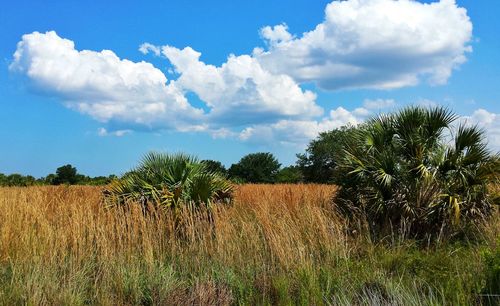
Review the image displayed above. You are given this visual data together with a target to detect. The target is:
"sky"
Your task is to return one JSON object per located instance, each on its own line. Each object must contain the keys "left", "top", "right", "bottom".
{"left": 1, "top": 0, "right": 499, "bottom": 177}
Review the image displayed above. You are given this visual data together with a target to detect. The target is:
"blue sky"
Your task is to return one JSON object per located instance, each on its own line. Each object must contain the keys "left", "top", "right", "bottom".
{"left": 1, "top": 0, "right": 499, "bottom": 177}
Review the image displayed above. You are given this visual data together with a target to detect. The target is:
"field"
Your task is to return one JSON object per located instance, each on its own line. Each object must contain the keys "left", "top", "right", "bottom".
{"left": 0, "top": 185, "right": 498, "bottom": 305}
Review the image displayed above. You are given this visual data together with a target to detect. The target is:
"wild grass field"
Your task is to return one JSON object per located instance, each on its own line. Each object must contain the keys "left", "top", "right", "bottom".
{"left": 0, "top": 184, "right": 498, "bottom": 305}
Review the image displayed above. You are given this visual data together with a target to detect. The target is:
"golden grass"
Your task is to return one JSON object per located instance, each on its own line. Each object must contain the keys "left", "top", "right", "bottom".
{"left": 0, "top": 184, "right": 346, "bottom": 304}
{"left": 1, "top": 184, "right": 340, "bottom": 262}
{"left": 0, "top": 184, "right": 497, "bottom": 305}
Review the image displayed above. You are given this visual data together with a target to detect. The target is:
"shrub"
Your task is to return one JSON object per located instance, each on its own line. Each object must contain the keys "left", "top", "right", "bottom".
{"left": 335, "top": 106, "right": 500, "bottom": 240}
{"left": 104, "top": 152, "right": 233, "bottom": 209}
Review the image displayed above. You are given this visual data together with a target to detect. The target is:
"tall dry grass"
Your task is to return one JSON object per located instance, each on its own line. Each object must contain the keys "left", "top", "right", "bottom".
{"left": 0, "top": 184, "right": 497, "bottom": 305}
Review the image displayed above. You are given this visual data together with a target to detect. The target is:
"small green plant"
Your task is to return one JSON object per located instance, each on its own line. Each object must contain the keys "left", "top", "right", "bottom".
{"left": 104, "top": 152, "right": 233, "bottom": 209}
{"left": 481, "top": 241, "right": 500, "bottom": 303}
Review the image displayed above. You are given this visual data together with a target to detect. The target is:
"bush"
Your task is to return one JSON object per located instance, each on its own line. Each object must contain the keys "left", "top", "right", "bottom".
{"left": 104, "top": 152, "right": 233, "bottom": 209}
{"left": 334, "top": 106, "right": 500, "bottom": 240}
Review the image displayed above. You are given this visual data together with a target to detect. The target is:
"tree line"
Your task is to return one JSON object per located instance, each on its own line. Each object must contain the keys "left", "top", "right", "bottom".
{"left": 0, "top": 127, "right": 398, "bottom": 187}
{"left": 0, "top": 141, "right": 341, "bottom": 186}
{"left": 3, "top": 107, "right": 498, "bottom": 190}
{"left": 0, "top": 164, "right": 116, "bottom": 187}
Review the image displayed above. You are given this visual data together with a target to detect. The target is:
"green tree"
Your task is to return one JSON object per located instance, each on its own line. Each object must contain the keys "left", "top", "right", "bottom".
{"left": 201, "top": 160, "right": 227, "bottom": 175}
{"left": 335, "top": 106, "right": 500, "bottom": 240}
{"left": 276, "top": 166, "right": 303, "bottom": 183}
{"left": 297, "top": 125, "right": 358, "bottom": 183}
{"left": 53, "top": 164, "right": 78, "bottom": 185}
{"left": 229, "top": 152, "right": 281, "bottom": 183}
{"left": 43, "top": 174, "right": 56, "bottom": 185}
{"left": 6, "top": 174, "right": 25, "bottom": 186}
{"left": 25, "top": 175, "right": 36, "bottom": 186}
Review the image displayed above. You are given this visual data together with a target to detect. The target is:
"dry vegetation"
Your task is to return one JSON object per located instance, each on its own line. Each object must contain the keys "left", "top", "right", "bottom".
{"left": 0, "top": 185, "right": 498, "bottom": 305}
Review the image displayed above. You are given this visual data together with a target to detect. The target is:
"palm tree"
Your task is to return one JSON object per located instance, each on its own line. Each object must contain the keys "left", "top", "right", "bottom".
{"left": 104, "top": 152, "right": 233, "bottom": 209}
{"left": 335, "top": 106, "right": 500, "bottom": 240}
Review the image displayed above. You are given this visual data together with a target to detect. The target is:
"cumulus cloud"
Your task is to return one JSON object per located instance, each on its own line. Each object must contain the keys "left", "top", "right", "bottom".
{"left": 255, "top": 0, "right": 473, "bottom": 90}
{"left": 157, "top": 46, "right": 321, "bottom": 125}
{"left": 11, "top": 31, "right": 323, "bottom": 135}
{"left": 260, "top": 23, "right": 294, "bottom": 44}
{"left": 10, "top": 0, "right": 479, "bottom": 148}
{"left": 238, "top": 105, "right": 500, "bottom": 150}
{"left": 10, "top": 31, "right": 204, "bottom": 131}
{"left": 238, "top": 107, "right": 363, "bottom": 146}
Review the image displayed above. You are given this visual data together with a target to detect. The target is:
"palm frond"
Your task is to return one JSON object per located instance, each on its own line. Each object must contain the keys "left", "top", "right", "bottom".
{"left": 104, "top": 152, "right": 233, "bottom": 209}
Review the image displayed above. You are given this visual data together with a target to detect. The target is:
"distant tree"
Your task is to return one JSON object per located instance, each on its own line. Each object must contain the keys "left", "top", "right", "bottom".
{"left": 297, "top": 125, "right": 359, "bottom": 183}
{"left": 43, "top": 174, "right": 56, "bottom": 185}
{"left": 6, "top": 174, "right": 27, "bottom": 186}
{"left": 276, "top": 166, "right": 303, "bottom": 183}
{"left": 86, "top": 175, "right": 115, "bottom": 185}
{"left": 75, "top": 174, "right": 88, "bottom": 184}
{"left": 0, "top": 170, "right": 115, "bottom": 186}
{"left": 53, "top": 164, "right": 78, "bottom": 185}
{"left": 201, "top": 160, "right": 227, "bottom": 175}
{"left": 25, "top": 175, "right": 36, "bottom": 186}
{"left": 229, "top": 152, "right": 281, "bottom": 183}
{"left": 0, "top": 173, "right": 37, "bottom": 186}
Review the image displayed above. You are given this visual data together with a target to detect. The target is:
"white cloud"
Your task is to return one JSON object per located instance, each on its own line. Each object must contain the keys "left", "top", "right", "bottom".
{"left": 237, "top": 107, "right": 363, "bottom": 146}
{"left": 158, "top": 46, "right": 322, "bottom": 125}
{"left": 260, "top": 23, "right": 294, "bottom": 44}
{"left": 255, "top": 0, "right": 472, "bottom": 90}
{"left": 363, "top": 98, "right": 396, "bottom": 110}
{"left": 11, "top": 31, "right": 324, "bottom": 140}
{"left": 97, "top": 128, "right": 132, "bottom": 137}
{"left": 235, "top": 105, "right": 500, "bottom": 151}
{"left": 417, "top": 98, "right": 439, "bottom": 108}
{"left": 9, "top": 0, "right": 481, "bottom": 150}
{"left": 139, "top": 43, "right": 161, "bottom": 56}
{"left": 10, "top": 31, "right": 204, "bottom": 131}
{"left": 468, "top": 109, "right": 500, "bottom": 150}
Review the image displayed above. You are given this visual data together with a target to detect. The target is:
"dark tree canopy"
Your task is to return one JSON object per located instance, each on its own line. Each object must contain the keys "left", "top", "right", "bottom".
{"left": 53, "top": 164, "right": 78, "bottom": 185}
{"left": 201, "top": 160, "right": 227, "bottom": 175}
{"left": 276, "top": 166, "right": 303, "bottom": 183}
{"left": 0, "top": 173, "right": 36, "bottom": 186}
{"left": 229, "top": 152, "right": 281, "bottom": 183}
{"left": 297, "top": 125, "right": 358, "bottom": 183}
